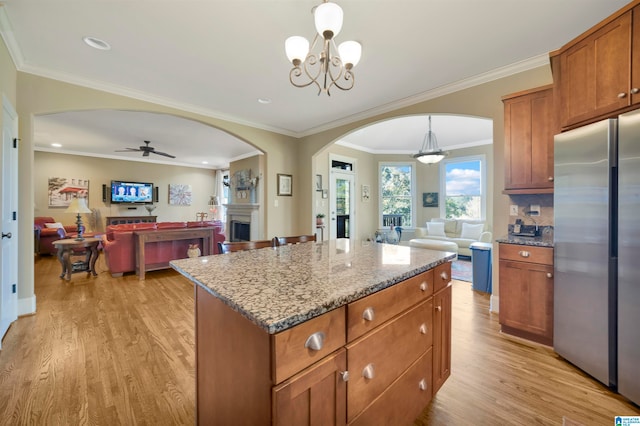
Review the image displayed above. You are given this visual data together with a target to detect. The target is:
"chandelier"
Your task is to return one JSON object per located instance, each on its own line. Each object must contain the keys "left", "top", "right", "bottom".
{"left": 285, "top": 1, "right": 362, "bottom": 96}
{"left": 413, "top": 116, "right": 449, "bottom": 164}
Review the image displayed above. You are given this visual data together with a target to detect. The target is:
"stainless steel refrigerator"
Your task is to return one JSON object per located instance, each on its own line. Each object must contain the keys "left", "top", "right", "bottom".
{"left": 554, "top": 109, "right": 640, "bottom": 405}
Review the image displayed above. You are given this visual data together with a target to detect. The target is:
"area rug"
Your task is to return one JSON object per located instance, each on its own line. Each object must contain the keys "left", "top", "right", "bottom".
{"left": 451, "top": 259, "right": 472, "bottom": 282}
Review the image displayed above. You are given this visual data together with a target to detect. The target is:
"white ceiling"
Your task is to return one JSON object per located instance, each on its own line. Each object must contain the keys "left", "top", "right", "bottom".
{"left": 0, "top": 0, "right": 630, "bottom": 168}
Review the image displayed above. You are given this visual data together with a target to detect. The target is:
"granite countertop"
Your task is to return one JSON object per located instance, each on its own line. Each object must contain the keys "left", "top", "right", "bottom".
{"left": 495, "top": 234, "right": 554, "bottom": 247}
{"left": 171, "top": 240, "right": 456, "bottom": 334}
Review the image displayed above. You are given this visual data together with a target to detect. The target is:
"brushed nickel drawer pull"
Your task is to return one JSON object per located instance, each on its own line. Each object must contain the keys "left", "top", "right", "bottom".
{"left": 362, "top": 363, "right": 375, "bottom": 380}
{"left": 362, "top": 307, "right": 375, "bottom": 322}
{"left": 419, "top": 379, "right": 428, "bottom": 391}
{"left": 632, "top": 88, "right": 640, "bottom": 94}
{"left": 340, "top": 371, "right": 350, "bottom": 382}
{"left": 518, "top": 250, "right": 530, "bottom": 258}
{"left": 419, "top": 323, "right": 428, "bottom": 334}
{"left": 547, "top": 272, "right": 553, "bottom": 278}
{"left": 618, "top": 92, "right": 627, "bottom": 98}
{"left": 548, "top": 176, "right": 554, "bottom": 181}
{"left": 304, "top": 332, "right": 325, "bottom": 351}
{"left": 420, "top": 282, "right": 428, "bottom": 292}
{"left": 440, "top": 271, "right": 449, "bottom": 280}
{"left": 436, "top": 305, "right": 442, "bottom": 312}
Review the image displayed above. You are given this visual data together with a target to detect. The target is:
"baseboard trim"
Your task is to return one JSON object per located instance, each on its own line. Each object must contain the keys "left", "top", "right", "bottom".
{"left": 490, "top": 295, "right": 499, "bottom": 313}
{"left": 18, "top": 295, "right": 36, "bottom": 316}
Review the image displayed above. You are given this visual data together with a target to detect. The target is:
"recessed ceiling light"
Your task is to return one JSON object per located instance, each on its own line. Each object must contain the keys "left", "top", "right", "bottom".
{"left": 257, "top": 98, "right": 272, "bottom": 104}
{"left": 83, "top": 36, "right": 111, "bottom": 51}
{"left": 51, "top": 143, "right": 62, "bottom": 148}
{"left": 202, "top": 161, "right": 209, "bottom": 164}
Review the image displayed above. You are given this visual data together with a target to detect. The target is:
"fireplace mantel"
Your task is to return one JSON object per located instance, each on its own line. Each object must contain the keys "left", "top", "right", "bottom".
{"left": 224, "top": 204, "right": 261, "bottom": 241}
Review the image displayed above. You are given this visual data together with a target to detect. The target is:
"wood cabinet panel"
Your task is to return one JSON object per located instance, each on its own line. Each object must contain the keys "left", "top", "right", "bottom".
{"left": 503, "top": 86, "right": 555, "bottom": 193}
{"left": 273, "top": 349, "right": 347, "bottom": 426}
{"left": 349, "top": 349, "right": 433, "bottom": 426}
{"left": 499, "top": 244, "right": 553, "bottom": 265}
{"left": 433, "top": 284, "right": 452, "bottom": 394}
{"left": 433, "top": 262, "right": 452, "bottom": 293}
{"left": 498, "top": 244, "right": 554, "bottom": 346}
{"left": 346, "top": 298, "right": 433, "bottom": 421}
{"left": 347, "top": 269, "right": 433, "bottom": 342}
{"left": 272, "top": 306, "right": 346, "bottom": 384}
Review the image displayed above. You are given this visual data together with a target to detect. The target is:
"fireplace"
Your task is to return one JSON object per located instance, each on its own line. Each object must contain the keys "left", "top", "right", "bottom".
{"left": 231, "top": 220, "right": 251, "bottom": 242}
{"left": 224, "top": 203, "right": 261, "bottom": 241}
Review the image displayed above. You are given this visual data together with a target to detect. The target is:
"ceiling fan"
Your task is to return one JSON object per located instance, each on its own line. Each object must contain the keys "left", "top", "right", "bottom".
{"left": 115, "top": 140, "right": 176, "bottom": 158}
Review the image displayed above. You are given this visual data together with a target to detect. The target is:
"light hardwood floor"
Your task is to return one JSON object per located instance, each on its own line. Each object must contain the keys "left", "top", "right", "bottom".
{"left": 0, "top": 256, "right": 637, "bottom": 425}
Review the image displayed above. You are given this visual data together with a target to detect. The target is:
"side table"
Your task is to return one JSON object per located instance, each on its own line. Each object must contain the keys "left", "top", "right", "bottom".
{"left": 52, "top": 238, "right": 101, "bottom": 281}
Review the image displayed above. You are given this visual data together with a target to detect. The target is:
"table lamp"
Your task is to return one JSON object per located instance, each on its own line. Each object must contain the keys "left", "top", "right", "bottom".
{"left": 65, "top": 197, "right": 91, "bottom": 240}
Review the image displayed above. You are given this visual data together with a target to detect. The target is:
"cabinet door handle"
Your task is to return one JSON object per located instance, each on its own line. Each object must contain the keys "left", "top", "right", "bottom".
{"left": 440, "top": 271, "right": 449, "bottom": 281}
{"left": 618, "top": 92, "right": 627, "bottom": 99}
{"left": 420, "top": 281, "right": 428, "bottom": 292}
{"left": 419, "top": 379, "right": 428, "bottom": 391}
{"left": 304, "top": 332, "right": 325, "bottom": 351}
{"left": 518, "top": 250, "right": 530, "bottom": 258}
{"left": 362, "top": 307, "right": 375, "bottom": 322}
{"left": 435, "top": 305, "right": 442, "bottom": 312}
{"left": 339, "top": 371, "right": 350, "bottom": 382}
{"left": 632, "top": 88, "right": 640, "bottom": 94}
{"left": 547, "top": 272, "right": 553, "bottom": 278}
{"left": 419, "top": 323, "right": 428, "bottom": 334}
{"left": 362, "top": 363, "right": 375, "bottom": 380}
{"left": 548, "top": 176, "right": 554, "bottom": 181}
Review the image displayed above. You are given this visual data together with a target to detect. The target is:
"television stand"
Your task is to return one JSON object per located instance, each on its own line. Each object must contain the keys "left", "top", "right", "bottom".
{"left": 106, "top": 215, "right": 157, "bottom": 226}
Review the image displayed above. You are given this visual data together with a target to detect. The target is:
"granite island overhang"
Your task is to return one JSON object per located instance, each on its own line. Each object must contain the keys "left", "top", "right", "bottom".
{"left": 170, "top": 239, "right": 456, "bottom": 334}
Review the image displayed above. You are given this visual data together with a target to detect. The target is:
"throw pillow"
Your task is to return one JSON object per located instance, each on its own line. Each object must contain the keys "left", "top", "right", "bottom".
{"left": 460, "top": 222, "right": 484, "bottom": 240}
{"left": 44, "top": 222, "right": 64, "bottom": 229}
{"left": 427, "top": 222, "right": 446, "bottom": 237}
{"left": 44, "top": 222, "right": 66, "bottom": 237}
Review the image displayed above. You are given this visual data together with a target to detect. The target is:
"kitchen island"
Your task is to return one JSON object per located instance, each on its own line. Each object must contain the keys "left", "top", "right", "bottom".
{"left": 171, "top": 239, "right": 456, "bottom": 425}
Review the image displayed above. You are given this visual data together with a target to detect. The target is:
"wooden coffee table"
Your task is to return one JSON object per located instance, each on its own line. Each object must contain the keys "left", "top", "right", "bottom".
{"left": 52, "top": 238, "right": 101, "bottom": 281}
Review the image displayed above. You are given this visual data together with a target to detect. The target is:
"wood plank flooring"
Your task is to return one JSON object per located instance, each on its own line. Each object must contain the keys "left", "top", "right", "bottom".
{"left": 0, "top": 256, "right": 637, "bottom": 425}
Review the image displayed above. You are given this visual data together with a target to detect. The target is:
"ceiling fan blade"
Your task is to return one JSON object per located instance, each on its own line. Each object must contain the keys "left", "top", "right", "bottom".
{"left": 153, "top": 151, "right": 176, "bottom": 158}
{"left": 115, "top": 147, "right": 140, "bottom": 152}
{"left": 142, "top": 150, "right": 150, "bottom": 157}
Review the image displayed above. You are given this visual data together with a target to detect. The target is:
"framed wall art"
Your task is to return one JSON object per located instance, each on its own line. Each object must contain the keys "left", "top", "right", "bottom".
{"left": 169, "top": 184, "right": 192, "bottom": 206}
{"left": 422, "top": 192, "right": 438, "bottom": 207}
{"left": 48, "top": 176, "right": 89, "bottom": 207}
{"left": 277, "top": 174, "right": 292, "bottom": 196}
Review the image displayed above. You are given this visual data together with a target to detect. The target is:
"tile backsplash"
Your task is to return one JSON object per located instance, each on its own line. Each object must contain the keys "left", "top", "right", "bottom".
{"left": 508, "top": 194, "right": 554, "bottom": 227}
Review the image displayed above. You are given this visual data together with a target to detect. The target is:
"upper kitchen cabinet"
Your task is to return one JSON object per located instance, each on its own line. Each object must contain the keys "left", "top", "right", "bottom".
{"left": 502, "top": 85, "right": 556, "bottom": 194}
{"left": 552, "top": 3, "right": 640, "bottom": 129}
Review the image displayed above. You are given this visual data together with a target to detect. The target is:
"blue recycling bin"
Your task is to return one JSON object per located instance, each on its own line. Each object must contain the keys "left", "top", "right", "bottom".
{"left": 470, "top": 242, "right": 492, "bottom": 293}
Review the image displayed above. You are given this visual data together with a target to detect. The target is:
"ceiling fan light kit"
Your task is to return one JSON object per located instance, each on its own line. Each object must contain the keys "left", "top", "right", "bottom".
{"left": 285, "top": 0, "right": 362, "bottom": 96}
{"left": 115, "top": 140, "right": 176, "bottom": 158}
{"left": 413, "top": 116, "right": 449, "bottom": 164}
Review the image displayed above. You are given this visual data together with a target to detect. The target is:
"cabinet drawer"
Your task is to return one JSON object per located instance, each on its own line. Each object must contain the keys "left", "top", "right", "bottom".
{"left": 499, "top": 244, "right": 553, "bottom": 265}
{"left": 272, "top": 306, "right": 346, "bottom": 384}
{"left": 433, "top": 262, "right": 452, "bottom": 293}
{"left": 349, "top": 348, "right": 433, "bottom": 426}
{"left": 347, "top": 269, "right": 433, "bottom": 342}
{"left": 346, "top": 298, "right": 433, "bottom": 422}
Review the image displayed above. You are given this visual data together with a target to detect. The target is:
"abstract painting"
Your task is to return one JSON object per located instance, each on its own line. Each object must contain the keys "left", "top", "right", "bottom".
{"left": 169, "top": 184, "right": 192, "bottom": 206}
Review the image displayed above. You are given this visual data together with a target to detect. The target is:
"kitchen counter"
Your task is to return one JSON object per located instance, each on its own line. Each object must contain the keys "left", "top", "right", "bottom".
{"left": 170, "top": 239, "right": 455, "bottom": 334}
{"left": 495, "top": 234, "right": 554, "bottom": 247}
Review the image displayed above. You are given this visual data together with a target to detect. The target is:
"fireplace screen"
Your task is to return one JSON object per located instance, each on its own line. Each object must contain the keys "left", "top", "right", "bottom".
{"left": 231, "top": 220, "right": 251, "bottom": 242}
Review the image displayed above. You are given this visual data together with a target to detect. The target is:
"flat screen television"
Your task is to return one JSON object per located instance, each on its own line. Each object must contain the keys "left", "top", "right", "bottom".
{"left": 110, "top": 180, "right": 154, "bottom": 204}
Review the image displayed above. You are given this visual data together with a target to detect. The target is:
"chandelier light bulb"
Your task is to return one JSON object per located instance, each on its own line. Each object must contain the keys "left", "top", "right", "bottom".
{"left": 338, "top": 40, "right": 361, "bottom": 68}
{"left": 285, "top": 36, "right": 310, "bottom": 64}
{"left": 314, "top": 2, "right": 343, "bottom": 39}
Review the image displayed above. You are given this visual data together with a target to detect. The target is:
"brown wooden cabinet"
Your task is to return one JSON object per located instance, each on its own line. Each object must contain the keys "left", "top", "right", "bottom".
{"left": 498, "top": 244, "right": 554, "bottom": 346}
{"left": 194, "top": 262, "right": 452, "bottom": 425}
{"left": 552, "top": 3, "right": 640, "bottom": 129}
{"left": 432, "top": 283, "right": 452, "bottom": 393}
{"left": 502, "top": 85, "right": 556, "bottom": 194}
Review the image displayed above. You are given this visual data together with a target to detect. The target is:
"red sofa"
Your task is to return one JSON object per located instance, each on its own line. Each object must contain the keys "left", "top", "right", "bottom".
{"left": 34, "top": 216, "right": 79, "bottom": 255}
{"left": 101, "top": 220, "right": 225, "bottom": 277}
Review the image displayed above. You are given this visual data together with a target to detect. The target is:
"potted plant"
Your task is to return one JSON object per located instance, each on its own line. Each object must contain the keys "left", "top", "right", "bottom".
{"left": 316, "top": 213, "right": 325, "bottom": 226}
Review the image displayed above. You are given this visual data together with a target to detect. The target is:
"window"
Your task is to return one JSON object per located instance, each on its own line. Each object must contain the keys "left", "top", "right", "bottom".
{"left": 439, "top": 156, "right": 485, "bottom": 220}
{"left": 379, "top": 163, "right": 415, "bottom": 228}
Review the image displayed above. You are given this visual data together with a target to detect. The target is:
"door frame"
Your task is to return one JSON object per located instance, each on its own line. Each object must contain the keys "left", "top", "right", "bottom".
{"left": 329, "top": 154, "right": 357, "bottom": 240}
